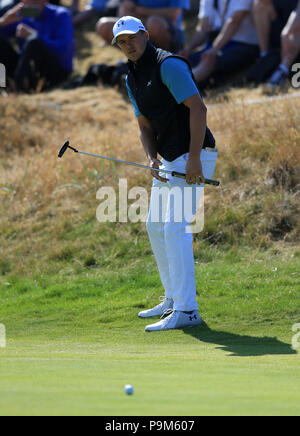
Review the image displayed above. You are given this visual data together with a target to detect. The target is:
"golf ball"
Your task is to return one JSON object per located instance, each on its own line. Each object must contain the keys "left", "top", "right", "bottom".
{"left": 124, "top": 384, "right": 134, "bottom": 395}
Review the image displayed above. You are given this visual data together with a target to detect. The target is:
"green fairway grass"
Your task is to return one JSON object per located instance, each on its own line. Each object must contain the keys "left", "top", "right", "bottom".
{"left": 0, "top": 251, "right": 299, "bottom": 416}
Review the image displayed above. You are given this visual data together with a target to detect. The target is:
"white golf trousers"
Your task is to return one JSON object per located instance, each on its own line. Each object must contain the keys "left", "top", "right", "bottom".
{"left": 146, "top": 149, "right": 218, "bottom": 312}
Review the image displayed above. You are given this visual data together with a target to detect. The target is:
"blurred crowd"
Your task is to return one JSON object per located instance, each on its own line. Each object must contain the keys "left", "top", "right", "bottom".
{"left": 0, "top": 0, "right": 299, "bottom": 94}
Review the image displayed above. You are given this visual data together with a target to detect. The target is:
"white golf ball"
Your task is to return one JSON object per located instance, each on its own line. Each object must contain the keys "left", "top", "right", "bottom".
{"left": 124, "top": 384, "right": 134, "bottom": 395}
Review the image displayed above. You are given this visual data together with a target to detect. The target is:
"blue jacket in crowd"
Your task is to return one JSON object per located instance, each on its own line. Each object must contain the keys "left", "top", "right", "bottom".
{"left": 0, "top": 4, "right": 74, "bottom": 72}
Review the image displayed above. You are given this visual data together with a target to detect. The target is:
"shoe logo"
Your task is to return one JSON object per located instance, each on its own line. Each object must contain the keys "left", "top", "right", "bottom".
{"left": 189, "top": 315, "right": 197, "bottom": 321}
{"left": 147, "top": 80, "right": 152, "bottom": 87}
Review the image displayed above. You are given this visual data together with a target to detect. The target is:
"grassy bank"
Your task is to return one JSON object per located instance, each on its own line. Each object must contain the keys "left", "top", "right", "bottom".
{"left": 1, "top": 88, "right": 300, "bottom": 278}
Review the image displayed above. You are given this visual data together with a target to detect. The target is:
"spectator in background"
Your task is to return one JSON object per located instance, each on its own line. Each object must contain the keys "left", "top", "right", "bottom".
{"left": 73, "top": 0, "right": 120, "bottom": 27}
{"left": 187, "top": 0, "right": 259, "bottom": 88}
{"left": 0, "top": 0, "right": 74, "bottom": 92}
{"left": 248, "top": 0, "right": 300, "bottom": 89}
{"left": 182, "top": 0, "right": 200, "bottom": 44}
{"left": 96, "top": 0, "right": 190, "bottom": 52}
{"left": 1, "top": 0, "right": 61, "bottom": 16}
{"left": 179, "top": 0, "right": 223, "bottom": 59}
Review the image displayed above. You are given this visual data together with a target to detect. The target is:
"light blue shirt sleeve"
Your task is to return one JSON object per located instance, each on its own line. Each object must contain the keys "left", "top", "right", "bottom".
{"left": 160, "top": 58, "right": 199, "bottom": 104}
{"left": 126, "top": 77, "right": 142, "bottom": 117}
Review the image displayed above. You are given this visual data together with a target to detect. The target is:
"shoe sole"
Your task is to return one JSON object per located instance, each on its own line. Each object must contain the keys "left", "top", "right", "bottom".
{"left": 145, "top": 321, "right": 202, "bottom": 332}
{"left": 138, "top": 308, "right": 174, "bottom": 318}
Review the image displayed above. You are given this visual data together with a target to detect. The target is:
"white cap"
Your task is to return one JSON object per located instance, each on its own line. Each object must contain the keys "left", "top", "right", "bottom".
{"left": 112, "top": 16, "right": 146, "bottom": 45}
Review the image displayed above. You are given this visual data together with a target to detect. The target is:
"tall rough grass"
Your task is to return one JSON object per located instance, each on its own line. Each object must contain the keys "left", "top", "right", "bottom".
{"left": 0, "top": 66, "right": 299, "bottom": 275}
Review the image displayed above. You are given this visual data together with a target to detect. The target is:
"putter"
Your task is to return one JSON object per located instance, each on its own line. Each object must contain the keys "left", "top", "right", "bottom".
{"left": 58, "top": 141, "right": 220, "bottom": 186}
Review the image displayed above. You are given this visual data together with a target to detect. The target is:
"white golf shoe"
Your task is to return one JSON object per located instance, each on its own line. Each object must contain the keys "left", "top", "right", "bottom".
{"left": 145, "top": 310, "right": 202, "bottom": 332}
{"left": 138, "top": 296, "right": 173, "bottom": 318}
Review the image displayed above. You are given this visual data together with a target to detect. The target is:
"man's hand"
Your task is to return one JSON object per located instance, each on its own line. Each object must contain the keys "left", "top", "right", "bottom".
{"left": 16, "top": 23, "right": 37, "bottom": 39}
{"left": 0, "top": 2, "right": 23, "bottom": 27}
{"left": 185, "top": 157, "right": 205, "bottom": 185}
{"left": 149, "top": 158, "right": 169, "bottom": 183}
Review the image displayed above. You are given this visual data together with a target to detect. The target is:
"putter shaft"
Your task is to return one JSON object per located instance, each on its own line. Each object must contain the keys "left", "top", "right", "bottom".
{"left": 58, "top": 142, "right": 220, "bottom": 186}
{"left": 79, "top": 151, "right": 183, "bottom": 179}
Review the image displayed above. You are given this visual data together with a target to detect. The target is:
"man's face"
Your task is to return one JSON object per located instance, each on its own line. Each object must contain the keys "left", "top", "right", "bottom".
{"left": 117, "top": 31, "right": 149, "bottom": 62}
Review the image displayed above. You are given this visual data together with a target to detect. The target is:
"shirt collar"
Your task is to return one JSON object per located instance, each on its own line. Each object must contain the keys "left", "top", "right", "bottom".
{"left": 128, "top": 42, "right": 157, "bottom": 72}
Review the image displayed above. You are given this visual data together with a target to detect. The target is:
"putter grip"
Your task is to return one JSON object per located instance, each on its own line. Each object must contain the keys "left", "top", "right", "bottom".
{"left": 172, "top": 171, "right": 220, "bottom": 186}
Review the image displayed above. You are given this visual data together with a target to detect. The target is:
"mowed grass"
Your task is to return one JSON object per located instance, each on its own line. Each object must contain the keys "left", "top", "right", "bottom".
{"left": 0, "top": 250, "right": 299, "bottom": 416}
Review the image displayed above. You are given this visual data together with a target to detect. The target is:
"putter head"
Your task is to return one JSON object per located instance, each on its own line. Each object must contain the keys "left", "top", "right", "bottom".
{"left": 58, "top": 141, "right": 70, "bottom": 158}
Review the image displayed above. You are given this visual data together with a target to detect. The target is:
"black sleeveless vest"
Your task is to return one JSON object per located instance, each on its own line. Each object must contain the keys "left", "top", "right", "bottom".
{"left": 127, "top": 43, "right": 216, "bottom": 162}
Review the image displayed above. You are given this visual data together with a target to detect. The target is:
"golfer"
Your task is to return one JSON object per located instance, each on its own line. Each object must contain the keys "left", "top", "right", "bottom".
{"left": 113, "top": 16, "right": 218, "bottom": 332}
